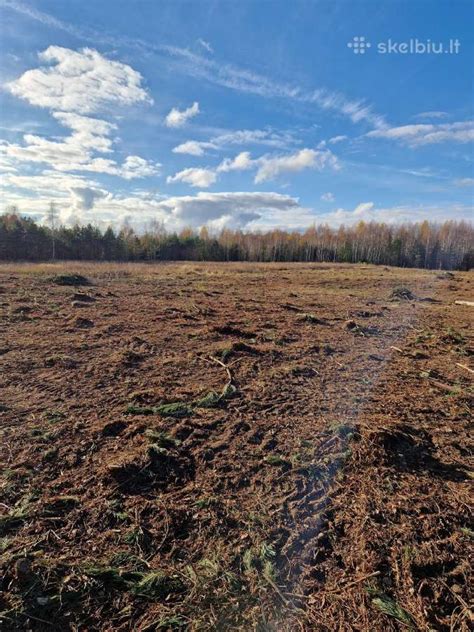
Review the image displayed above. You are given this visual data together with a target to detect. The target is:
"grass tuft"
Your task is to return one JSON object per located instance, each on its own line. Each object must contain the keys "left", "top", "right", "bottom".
{"left": 130, "top": 571, "right": 185, "bottom": 600}
{"left": 154, "top": 402, "right": 193, "bottom": 418}
{"left": 264, "top": 454, "right": 290, "bottom": 467}
{"left": 145, "top": 430, "right": 181, "bottom": 448}
{"left": 371, "top": 595, "right": 414, "bottom": 628}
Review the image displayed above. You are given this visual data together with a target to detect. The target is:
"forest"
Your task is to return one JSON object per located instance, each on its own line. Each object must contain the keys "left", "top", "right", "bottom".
{"left": 0, "top": 210, "right": 472, "bottom": 269}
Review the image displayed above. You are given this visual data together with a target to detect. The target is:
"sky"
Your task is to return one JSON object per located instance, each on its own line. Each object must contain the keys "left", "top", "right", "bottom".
{"left": 0, "top": 0, "right": 473, "bottom": 233}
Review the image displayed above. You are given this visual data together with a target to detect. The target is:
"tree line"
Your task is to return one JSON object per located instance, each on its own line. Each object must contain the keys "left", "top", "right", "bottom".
{"left": 0, "top": 210, "right": 472, "bottom": 270}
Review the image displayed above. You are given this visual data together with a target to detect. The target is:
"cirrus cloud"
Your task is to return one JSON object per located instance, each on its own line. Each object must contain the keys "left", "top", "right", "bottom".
{"left": 367, "top": 121, "right": 474, "bottom": 146}
{"left": 171, "top": 128, "right": 299, "bottom": 156}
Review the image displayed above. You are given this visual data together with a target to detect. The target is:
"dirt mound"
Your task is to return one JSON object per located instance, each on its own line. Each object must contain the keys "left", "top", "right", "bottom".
{"left": 71, "top": 316, "right": 94, "bottom": 328}
{"left": 389, "top": 286, "right": 417, "bottom": 300}
{"left": 51, "top": 273, "right": 91, "bottom": 286}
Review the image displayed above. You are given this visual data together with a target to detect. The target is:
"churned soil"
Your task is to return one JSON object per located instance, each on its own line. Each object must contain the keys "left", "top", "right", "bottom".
{"left": 0, "top": 262, "right": 472, "bottom": 631}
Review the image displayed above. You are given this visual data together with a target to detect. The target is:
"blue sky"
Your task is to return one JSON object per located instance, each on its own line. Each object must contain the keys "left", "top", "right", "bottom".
{"left": 0, "top": 0, "right": 472, "bottom": 232}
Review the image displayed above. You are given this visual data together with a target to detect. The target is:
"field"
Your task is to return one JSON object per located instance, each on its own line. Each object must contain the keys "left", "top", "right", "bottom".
{"left": 0, "top": 262, "right": 472, "bottom": 631}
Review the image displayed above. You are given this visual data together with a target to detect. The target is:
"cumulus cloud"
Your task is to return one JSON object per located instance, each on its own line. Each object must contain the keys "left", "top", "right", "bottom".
{"left": 367, "top": 121, "right": 474, "bottom": 146}
{"left": 0, "top": 133, "right": 160, "bottom": 179}
{"left": 328, "top": 135, "right": 348, "bottom": 144}
{"left": 0, "top": 171, "right": 108, "bottom": 224}
{"left": 26, "top": 189, "right": 306, "bottom": 231}
{"left": 168, "top": 147, "right": 339, "bottom": 189}
{"left": 0, "top": 111, "right": 160, "bottom": 179}
{"left": 166, "top": 167, "right": 217, "bottom": 188}
{"left": 70, "top": 186, "right": 107, "bottom": 211}
{"left": 52, "top": 111, "right": 117, "bottom": 138}
{"left": 321, "top": 192, "right": 335, "bottom": 202}
{"left": 217, "top": 151, "right": 253, "bottom": 172}
{"left": 120, "top": 155, "right": 161, "bottom": 179}
{"left": 172, "top": 140, "right": 215, "bottom": 156}
{"left": 7, "top": 46, "right": 152, "bottom": 114}
{"left": 4, "top": 48, "right": 159, "bottom": 180}
{"left": 156, "top": 191, "right": 303, "bottom": 227}
{"left": 1, "top": 111, "right": 116, "bottom": 168}
{"left": 254, "top": 148, "right": 339, "bottom": 183}
{"left": 2, "top": 178, "right": 311, "bottom": 231}
{"left": 165, "top": 102, "right": 200, "bottom": 128}
{"left": 1, "top": 171, "right": 98, "bottom": 196}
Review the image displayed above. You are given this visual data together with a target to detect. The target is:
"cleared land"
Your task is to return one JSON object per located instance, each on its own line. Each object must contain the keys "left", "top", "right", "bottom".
{"left": 0, "top": 262, "right": 472, "bottom": 631}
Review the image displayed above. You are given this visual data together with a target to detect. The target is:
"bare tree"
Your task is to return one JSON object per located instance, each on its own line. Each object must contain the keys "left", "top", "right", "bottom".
{"left": 46, "top": 202, "right": 59, "bottom": 261}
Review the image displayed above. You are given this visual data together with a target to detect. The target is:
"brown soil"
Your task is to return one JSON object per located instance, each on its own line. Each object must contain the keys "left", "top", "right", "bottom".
{"left": 0, "top": 262, "right": 472, "bottom": 631}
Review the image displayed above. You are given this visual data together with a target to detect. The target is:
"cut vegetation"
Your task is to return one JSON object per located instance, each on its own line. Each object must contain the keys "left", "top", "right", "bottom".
{"left": 0, "top": 262, "right": 472, "bottom": 631}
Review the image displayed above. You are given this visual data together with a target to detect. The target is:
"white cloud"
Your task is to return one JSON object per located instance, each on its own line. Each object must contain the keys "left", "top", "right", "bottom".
{"left": 169, "top": 147, "right": 339, "bottom": 188}
{"left": 7, "top": 46, "right": 152, "bottom": 114}
{"left": 367, "top": 121, "right": 474, "bottom": 146}
{"left": 1, "top": 172, "right": 311, "bottom": 231}
{"left": 1, "top": 171, "right": 108, "bottom": 224}
{"left": 70, "top": 186, "right": 107, "bottom": 211}
{"left": 213, "top": 129, "right": 297, "bottom": 148}
{"left": 217, "top": 151, "right": 253, "bottom": 172}
{"left": 171, "top": 128, "right": 300, "bottom": 157}
{"left": 156, "top": 191, "right": 304, "bottom": 228}
{"left": 52, "top": 111, "right": 117, "bottom": 138}
{"left": 320, "top": 202, "right": 473, "bottom": 226}
{"left": 0, "top": 110, "right": 160, "bottom": 179}
{"left": 1, "top": 171, "right": 98, "bottom": 196}
{"left": 4, "top": 47, "right": 159, "bottom": 180}
{"left": 415, "top": 111, "right": 449, "bottom": 120}
{"left": 120, "top": 155, "right": 161, "bottom": 179}
{"left": 172, "top": 140, "right": 215, "bottom": 156}
{"left": 197, "top": 39, "right": 213, "bottom": 54}
{"left": 162, "top": 47, "right": 386, "bottom": 129}
{"left": 167, "top": 167, "right": 217, "bottom": 188}
{"left": 454, "top": 177, "right": 474, "bottom": 187}
{"left": 328, "top": 135, "right": 348, "bottom": 144}
{"left": 169, "top": 147, "right": 339, "bottom": 189}
{"left": 0, "top": 154, "right": 19, "bottom": 174}
{"left": 321, "top": 192, "right": 335, "bottom": 202}
{"left": 165, "top": 102, "right": 200, "bottom": 128}
{"left": 353, "top": 202, "right": 375, "bottom": 215}
{"left": 4, "top": 5, "right": 385, "bottom": 130}
{"left": 254, "top": 148, "right": 339, "bottom": 183}
{"left": 0, "top": 133, "right": 160, "bottom": 179}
